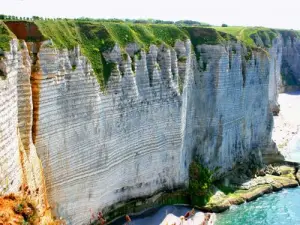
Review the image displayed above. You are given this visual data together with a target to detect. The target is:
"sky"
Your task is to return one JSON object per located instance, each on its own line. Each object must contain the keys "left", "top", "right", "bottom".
{"left": 1, "top": 0, "right": 299, "bottom": 30}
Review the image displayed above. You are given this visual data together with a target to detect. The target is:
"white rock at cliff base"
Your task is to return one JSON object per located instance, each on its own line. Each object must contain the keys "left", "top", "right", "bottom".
{"left": 159, "top": 212, "right": 216, "bottom": 225}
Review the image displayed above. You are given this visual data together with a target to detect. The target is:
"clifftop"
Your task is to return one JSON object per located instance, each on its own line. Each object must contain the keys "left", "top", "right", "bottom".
{"left": 2, "top": 19, "right": 298, "bottom": 89}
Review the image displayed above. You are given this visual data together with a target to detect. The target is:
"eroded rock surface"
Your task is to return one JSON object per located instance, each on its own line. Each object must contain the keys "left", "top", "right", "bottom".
{"left": 281, "top": 35, "right": 300, "bottom": 88}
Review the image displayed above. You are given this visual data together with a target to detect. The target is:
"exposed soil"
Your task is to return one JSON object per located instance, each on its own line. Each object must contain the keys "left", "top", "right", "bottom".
{"left": 4, "top": 21, "right": 44, "bottom": 42}
{"left": 0, "top": 192, "right": 64, "bottom": 225}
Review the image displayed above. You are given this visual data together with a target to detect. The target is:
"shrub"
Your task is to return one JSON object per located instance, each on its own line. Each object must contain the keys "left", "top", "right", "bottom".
{"left": 178, "top": 56, "right": 187, "bottom": 62}
{"left": 189, "top": 161, "right": 214, "bottom": 196}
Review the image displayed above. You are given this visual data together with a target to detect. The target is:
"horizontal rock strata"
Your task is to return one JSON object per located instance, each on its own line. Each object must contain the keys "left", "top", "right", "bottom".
{"left": 0, "top": 40, "right": 53, "bottom": 221}
{"left": 31, "top": 39, "right": 276, "bottom": 224}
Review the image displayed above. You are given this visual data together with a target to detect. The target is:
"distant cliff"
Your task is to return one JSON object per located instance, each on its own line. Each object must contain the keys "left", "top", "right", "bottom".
{"left": 280, "top": 30, "right": 300, "bottom": 90}
{"left": 0, "top": 20, "right": 299, "bottom": 224}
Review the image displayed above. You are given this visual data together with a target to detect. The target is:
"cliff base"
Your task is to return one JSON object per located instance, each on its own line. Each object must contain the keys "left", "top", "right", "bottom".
{"left": 204, "top": 164, "right": 299, "bottom": 212}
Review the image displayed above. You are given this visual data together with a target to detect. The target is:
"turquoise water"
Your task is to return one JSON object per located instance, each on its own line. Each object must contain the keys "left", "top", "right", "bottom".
{"left": 216, "top": 187, "right": 300, "bottom": 225}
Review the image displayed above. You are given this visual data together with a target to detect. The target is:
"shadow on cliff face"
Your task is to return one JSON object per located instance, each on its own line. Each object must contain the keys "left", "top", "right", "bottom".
{"left": 0, "top": 67, "right": 6, "bottom": 79}
{"left": 283, "top": 90, "right": 300, "bottom": 95}
{"left": 27, "top": 42, "right": 42, "bottom": 144}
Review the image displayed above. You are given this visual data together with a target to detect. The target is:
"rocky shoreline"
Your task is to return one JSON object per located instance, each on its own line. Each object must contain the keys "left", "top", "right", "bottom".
{"left": 203, "top": 163, "right": 300, "bottom": 213}
{"left": 104, "top": 162, "right": 299, "bottom": 225}
{"left": 158, "top": 163, "right": 300, "bottom": 225}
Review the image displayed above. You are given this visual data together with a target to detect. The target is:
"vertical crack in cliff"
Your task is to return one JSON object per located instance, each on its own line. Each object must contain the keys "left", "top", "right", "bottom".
{"left": 294, "top": 166, "right": 300, "bottom": 184}
{"left": 29, "top": 43, "right": 41, "bottom": 144}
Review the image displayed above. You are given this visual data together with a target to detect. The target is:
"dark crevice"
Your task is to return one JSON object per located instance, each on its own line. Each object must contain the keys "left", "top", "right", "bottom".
{"left": 0, "top": 68, "right": 6, "bottom": 79}
{"left": 28, "top": 42, "right": 41, "bottom": 144}
{"left": 241, "top": 60, "right": 246, "bottom": 87}
{"left": 146, "top": 54, "right": 154, "bottom": 87}
{"left": 228, "top": 50, "right": 232, "bottom": 70}
{"left": 294, "top": 166, "right": 300, "bottom": 184}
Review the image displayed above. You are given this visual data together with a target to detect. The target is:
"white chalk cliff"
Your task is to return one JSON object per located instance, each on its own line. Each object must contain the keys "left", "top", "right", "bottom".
{"left": 0, "top": 26, "right": 297, "bottom": 224}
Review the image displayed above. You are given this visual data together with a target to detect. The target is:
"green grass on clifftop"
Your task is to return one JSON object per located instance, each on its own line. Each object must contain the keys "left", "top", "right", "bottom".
{"left": 0, "top": 21, "right": 15, "bottom": 52}
{"left": 2, "top": 18, "right": 300, "bottom": 89}
{"left": 215, "top": 26, "right": 278, "bottom": 48}
{"left": 33, "top": 20, "right": 189, "bottom": 88}
{"left": 183, "top": 27, "right": 235, "bottom": 46}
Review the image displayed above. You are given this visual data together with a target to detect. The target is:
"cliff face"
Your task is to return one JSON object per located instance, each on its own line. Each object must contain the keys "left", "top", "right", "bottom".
{"left": 35, "top": 42, "right": 185, "bottom": 224}
{"left": 0, "top": 40, "right": 22, "bottom": 193}
{"left": 33, "top": 40, "right": 277, "bottom": 224}
{"left": 0, "top": 39, "right": 51, "bottom": 222}
{"left": 0, "top": 22, "right": 295, "bottom": 224}
{"left": 268, "top": 37, "right": 283, "bottom": 113}
{"left": 183, "top": 43, "right": 273, "bottom": 173}
{"left": 281, "top": 35, "right": 300, "bottom": 89}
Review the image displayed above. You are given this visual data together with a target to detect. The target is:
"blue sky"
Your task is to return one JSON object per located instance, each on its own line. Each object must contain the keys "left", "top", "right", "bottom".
{"left": 1, "top": 0, "right": 299, "bottom": 29}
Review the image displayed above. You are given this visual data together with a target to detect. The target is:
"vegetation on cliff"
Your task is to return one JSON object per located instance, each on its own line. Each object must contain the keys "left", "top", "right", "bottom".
{"left": 184, "top": 27, "right": 235, "bottom": 46}
{"left": 0, "top": 18, "right": 234, "bottom": 89}
{"left": 32, "top": 20, "right": 189, "bottom": 88}
{"left": 215, "top": 26, "right": 278, "bottom": 48}
{"left": 188, "top": 161, "right": 216, "bottom": 206}
{"left": 30, "top": 20, "right": 240, "bottom": 89}
{"left": 189, "top": 161, "right": 214, "bottom": 195}
{"left": 0, "top": 21, "right": 15, "bottom": 52}
{"left": 1, "top": 17, "right": 299, "bottom": 89}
